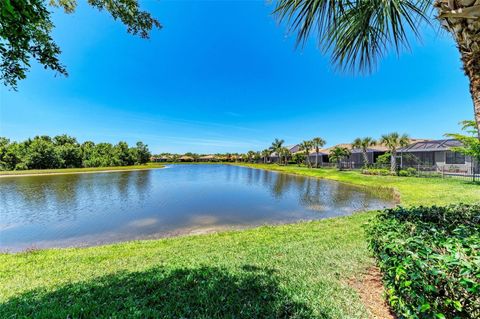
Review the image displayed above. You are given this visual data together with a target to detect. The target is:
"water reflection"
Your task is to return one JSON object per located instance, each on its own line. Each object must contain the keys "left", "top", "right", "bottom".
{"left": 0, "top": 165, "right": 392, "bottom": 251}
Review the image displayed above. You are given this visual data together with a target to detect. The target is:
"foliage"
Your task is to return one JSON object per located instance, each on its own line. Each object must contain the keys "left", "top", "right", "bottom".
{"left": 361, "top": 168, "right": 391, "bottom": 176}
{"left": 328, "top": 146, "right": 351, "bottom": 169}
{"left": 273, "top": 0, "right": 430, "bottom": 73}
{"left": 376, "top": 152, "right": 391, "bottom": 166}
{"left": 367, "top": 204, "right": 480, "bottom": 318}
{"left": 446, "top": 120, "right": 480, "bottom": 161}
{"left": 299, "top": 140, "right": 313, "bottom": 167}
{"left": 379, "top": 133, "right": 410, "bottom": 173}
{"left": 398, "top": 167, "right": 418, "bottom": 177}
{"left": 352, "top": 137, "right": 376, "bottom": 167}
{"left": 292, "top": 152, "right": 305, "bottom": 166}
{"left": 311, "top": 137, "right": 326, "bottom": 168}
{"left": 0, "top": 0, "right": 161, "bottom": 89}
{"left": 0, "top": 134, "right": 151, "bottom": 171}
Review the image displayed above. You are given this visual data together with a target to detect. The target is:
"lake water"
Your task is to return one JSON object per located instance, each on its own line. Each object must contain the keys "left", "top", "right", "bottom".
{"left": 0, "top": 165, "right": 392, "bottom": 252}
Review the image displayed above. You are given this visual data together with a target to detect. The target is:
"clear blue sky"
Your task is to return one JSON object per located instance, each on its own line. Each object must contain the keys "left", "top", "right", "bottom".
{"left": 0, "top": 1, "right": 473, "bottom": 154}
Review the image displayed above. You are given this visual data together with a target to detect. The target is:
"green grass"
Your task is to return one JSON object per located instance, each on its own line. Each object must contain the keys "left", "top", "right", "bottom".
{"left": 1, "top": 214, "right": 374, "bottom": 318}
{"left": 234, "top": 163, "right": 480, "bottom": 206}
{"left": 0, "top": 163, "right": 164, "bottom": 176}
{"left": 1, "top": 163, "right": 478, "bottom": 318}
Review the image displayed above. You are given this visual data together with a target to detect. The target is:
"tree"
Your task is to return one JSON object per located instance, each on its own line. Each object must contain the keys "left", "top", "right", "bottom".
{"left": 292, "top": 152, "right": 305, "bottom": 166}
{"left": 25, "top": 137, "right": 62, "bottom": 169}
{"left": 1, "top": 0, "right": 161, "bottom": 89}
{"left": 278, "top": 147, "right": 291, "bottom": 165}
{"left": 261, "top": 149, "right": 271, "bottom": 164}
{"left": 328, "top": 146, "right": 351, "bottom": 170}
{"left": 311, "top": 137, "right": 326, "bottom": 168}
{"left": 53, "top": 134, "right": 82, "bottom": 168}
{"left": 379, "top": 133, "right": 410, "bottom": 174}
{"left": 246, "top": 150, "right": 257, "bottom": 163}
{"left": 352, "top": 137, "right": 376, "bottom": 167}
{"left": 446, "top": 120, "right": 480, "bottom": 163}
{"left": 299, "top": 140, "right": 313, "bottom": 167}
{"left": 273, "top": 0, "right": 480, "bottom": 138}
{"left": 134, "top": 141, "right": 151, "bottom": 164}
{"left": 270, "top": 138, "right": 285, "bottom": 164}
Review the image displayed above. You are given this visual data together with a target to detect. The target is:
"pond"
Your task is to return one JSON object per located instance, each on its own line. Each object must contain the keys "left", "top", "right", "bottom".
{"left": 0, "top": 165, "right": 393, "bottom": 252}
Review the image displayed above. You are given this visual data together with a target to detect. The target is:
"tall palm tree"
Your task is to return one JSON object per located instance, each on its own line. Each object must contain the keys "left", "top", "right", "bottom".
{"left": 329, "top": 146, "right": 351, "bottom": 170}
{"left": 270, "top": 138, "right": 285, "bottom": 164}
{"left": 273, "top": 0, "right": 480, "bottom": 138}
{"left": 312, "top": 137, "right": 326, "bottom": 168}
{"left": 300, "top": 140, "right": 313, "bottom": 167}
{"left": 379, "top": 133, "right": 410, "bottom": 174}
{"left": 352, "top": 137, "right": 376, "bottom": 167}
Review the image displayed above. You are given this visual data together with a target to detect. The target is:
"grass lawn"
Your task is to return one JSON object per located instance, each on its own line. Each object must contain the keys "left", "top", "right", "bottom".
{"left": 0, "top": 163, "right": 164, "bottom": 177}
{"left": 1, "top": 164, "right": 478, "bottom": 318}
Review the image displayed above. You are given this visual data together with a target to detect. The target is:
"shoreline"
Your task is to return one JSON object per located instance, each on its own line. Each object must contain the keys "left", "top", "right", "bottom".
{"left": 0, "top": 165, "right": 165, "bottom": 178}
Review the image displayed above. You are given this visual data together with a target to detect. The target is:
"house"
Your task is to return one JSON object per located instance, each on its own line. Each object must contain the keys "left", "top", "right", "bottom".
{"left": 316, "top": 139, "right": 427, "bottom": 167}
{"left": 198, "top": 155, "right": 218, "bottom": 162}
{"left": 398, "top": 139, "right": 475, "bottom": 172}
{"left": 316, "top": 143, "right": 387, "bottom": 167}
{"left": 269, "top": 144, "right": 301, "bottom": 163}
{"left": 151, "top": 156, "right": 170, "bottom": 162}
{"left": 179, "top": 155, "right": 194, "bottom": 162}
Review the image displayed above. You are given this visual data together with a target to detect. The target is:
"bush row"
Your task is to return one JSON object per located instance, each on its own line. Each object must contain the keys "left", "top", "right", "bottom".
{"left": 367, "top": 204, "right": 480, "bottom": 318}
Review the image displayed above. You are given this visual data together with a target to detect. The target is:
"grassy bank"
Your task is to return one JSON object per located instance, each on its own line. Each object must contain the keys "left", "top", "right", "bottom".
{"left": 234, "top": 163, "right": 480, "bottom": 206}
{"left": 1, "top": 163, "right": 478, "bottom": 318}
{"left": 1, "top": 213, "right": 375, "bottom": 318}
{"left": 0, "top": 163, "right": 164, "bottom": 177}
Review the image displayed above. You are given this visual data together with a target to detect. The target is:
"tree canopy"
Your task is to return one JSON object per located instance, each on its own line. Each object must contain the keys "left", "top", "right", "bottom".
{"left": 0, "top": 134, "right": 151, "bottom": 170}
{"left": 0, "top": 0, "right": 161, "bottom": 89}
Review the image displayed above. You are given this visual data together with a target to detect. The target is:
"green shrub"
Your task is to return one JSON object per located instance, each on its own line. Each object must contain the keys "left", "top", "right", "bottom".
{"left": 398, "top": 167, "right": 418, "bottom": 177}
{"left": 367, "top": 204, "right": 480, "bottom": 318}
{"left": 362, "top": 168, "right": 391, "bottom": 176}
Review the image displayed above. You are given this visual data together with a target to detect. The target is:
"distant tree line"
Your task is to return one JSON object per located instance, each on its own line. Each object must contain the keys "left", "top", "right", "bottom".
{"left": 0, "top": 135, "right": 151, "bottom": 171}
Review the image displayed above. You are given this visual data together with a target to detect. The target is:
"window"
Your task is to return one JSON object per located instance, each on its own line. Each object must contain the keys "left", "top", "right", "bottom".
{"left": 446, "top": 151, "right": 465, "bottom": 164}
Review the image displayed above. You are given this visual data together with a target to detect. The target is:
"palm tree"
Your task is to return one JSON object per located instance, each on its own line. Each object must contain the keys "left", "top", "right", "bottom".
{"left": 300, "top": 140, "right": 313, "bottom": 167}
{"left": 246, "top": 150, "right": 257, "bottom": 163}
{"left": 352, "top": 137, "right": 376, "bottom": 167}
{"left": 278, "top": 147, "right": 291, "bottom": 165}
{"left": 273, "top": 0, "right": 480, "bottom": 138}
{"left": 329, "top": 146, "right": 351, "bottom": 170}
{"left": 311, "top": 137, "right": 326, "bottom": 168}
{"left": 270, "top": 138, "right": 285, "bottom": 164}
{"left": 261, "top": 149, "right": 271, "bottom": 164}
{"left": 379, "top": 133, "right": 410, "bottom": 174}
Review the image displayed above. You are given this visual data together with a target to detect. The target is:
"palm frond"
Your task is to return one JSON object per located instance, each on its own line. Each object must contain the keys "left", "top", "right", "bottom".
{"left": 274, "top": 0, "right": 432, "bottom": 73}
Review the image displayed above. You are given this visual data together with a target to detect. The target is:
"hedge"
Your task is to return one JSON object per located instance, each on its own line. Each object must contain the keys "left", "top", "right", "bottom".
{"left": 367, "top": 204, "right": 480, "bottom": 318}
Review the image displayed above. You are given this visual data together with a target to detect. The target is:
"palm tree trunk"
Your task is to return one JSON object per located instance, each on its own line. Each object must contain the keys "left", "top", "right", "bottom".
{"left": 435, "top": 1, "right": 480, "bottom": 138}
{"left": 315, "top": 152, "right": 318, "bottom": 168}
{"left": 390, "top": 150, "right": 397, "bottom": 174}
{"left": 362, "top": 151, "right": 369, "bottom": 168}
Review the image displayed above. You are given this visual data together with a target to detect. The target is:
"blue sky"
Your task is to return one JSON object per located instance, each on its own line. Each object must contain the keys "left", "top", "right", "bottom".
{"left": 0, "top": 1, "right": 473, "bottom": 154}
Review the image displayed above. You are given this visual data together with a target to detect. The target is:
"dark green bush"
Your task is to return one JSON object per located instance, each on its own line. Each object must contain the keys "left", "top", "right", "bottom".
{"left": 367, "top": 204, "right": 480, "bottom": 319}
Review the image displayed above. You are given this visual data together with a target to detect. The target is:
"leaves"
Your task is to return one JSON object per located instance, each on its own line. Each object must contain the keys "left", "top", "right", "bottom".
{"left": 367, "top": 204, "right": 480, "bottom": 318}
{"left": 273, "top": 0, "right": 432, "bottom": 73}
{"left": 0, "top": 0, "right": 161, "bottom": 89}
